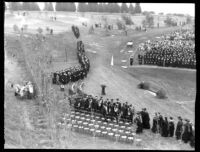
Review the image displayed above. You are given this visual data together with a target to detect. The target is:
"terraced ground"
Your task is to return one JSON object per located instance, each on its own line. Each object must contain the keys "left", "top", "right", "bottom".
{"left": 4, "top": 11, "right": 195, "bottom": 149}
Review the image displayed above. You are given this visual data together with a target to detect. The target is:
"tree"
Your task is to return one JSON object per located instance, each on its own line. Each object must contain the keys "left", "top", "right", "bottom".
{"left": 158, "top": 12, "right": 164, "bottom": 15}
{"left": 9, "top": 2, "right": 23, "bottom": 11}
{"left": 186, "top": 15, "right": 192, "bottom": 24}
{"left": 114, "top": 3, "right": 120, "bottom": 13}
{"left": 121, "top": 3, "right": 128, "bottom": 13}
{"left": 142, "top": 11, "right": 150, "bottom": 16}
{"left": 135, "top": 3, "right": 142, "bottom": 14}
{"left": 121, "top": 14, "right": 134, "bottom": 25}
{"left": 145, "top": 14, "right": 154, "bottom": 28}
{"left": 98, "top": 3, "right": 104, "bottom": 12}
{"left": 44, "top": 2, "right": 54, "bottom": 11}
{"left": 129, "top": 3, "right": 135, "bottom": 14}
{"left": 22, "top": 2, "right": 40, "bottom": 11}
{"left": 68, "top": 3, "right": 76, "bottom": 12}
{"left": 56, "top": 2, "right": 71, "bottom": 11}
{"left": 164, "top": 16, "right": 177, "bottom": 26}
{"left": 78, "top": 3, "right": 87, "bottom": 12}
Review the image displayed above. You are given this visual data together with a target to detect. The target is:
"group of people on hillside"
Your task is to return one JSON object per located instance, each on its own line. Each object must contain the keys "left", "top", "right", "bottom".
{"left": 72, "top": 95, "right": 136, "bottom": 123}
{"left": 71, "top": 94, "right": 194, "bottom": 148}
{"left": 52, "top": 26, "right": 90, "bottom": 85}
{"left": 72, "top": 25, "right": 80, "bottom": 39}
{"left": 137, "top": 29, "right": 195, "bottom": 69}
{"left": 151, "top": 112, "right": 195, "bottom": 148}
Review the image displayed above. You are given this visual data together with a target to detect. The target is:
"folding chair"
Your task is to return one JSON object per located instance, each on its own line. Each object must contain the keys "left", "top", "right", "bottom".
{"left": 127, "top": 136, "right": 134, "bottom": 144}
{"left": 102, "top": 131, "right": 107, "bottom": 137}
{"left": 135, "top": 139, "right": 142, "bottom": 146}
{"left": 95, "top": 130, "right": 101, "bottom": 137}
{"left": 107, "top": 132, "right": 114, "bottom": 140}
{"left": 114, "top": 134, "right": 120, "bottom": 141}
{"left": 120, "top": 135, "right": 127, "bottom": 143}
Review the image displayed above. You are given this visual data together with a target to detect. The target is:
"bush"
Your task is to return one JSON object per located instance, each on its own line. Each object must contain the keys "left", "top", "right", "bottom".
{"left": 13, "top": 24, "right": 19, "bottom": 33}
{"left": 23, "top": 24, "right": 28, "bottom": 31}
{"left": 156, "top": 89, "right": 167, "bottom": 99}
{"left": 138, "top": 81, "right": 150, "bottom": 90}
{"left": 46, "top": 26, "right": 50, "bottom": 31}
{"left": 37, "top": 27, "right": 43, "bottom": 34}
{"left": 116, "top": 19, "right": 124, "bottom": 30}
{"left": 121, "top": 14, "right": 134, "bottom": 25}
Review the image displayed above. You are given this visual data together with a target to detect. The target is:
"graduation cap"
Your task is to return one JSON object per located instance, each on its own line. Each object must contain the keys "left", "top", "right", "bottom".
{"left": 178, "top": 116, "right": 182, "bottom": 120}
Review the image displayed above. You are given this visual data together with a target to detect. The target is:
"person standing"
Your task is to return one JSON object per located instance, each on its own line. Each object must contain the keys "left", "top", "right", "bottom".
{"left": 151, "top": 113, "right": 158, "bottom": 133}
{"left": 134, "top": 112, "right": 143, "bottom": 134}
{"left": 168, "top": 117, "right": 175, "bottom": 137}
{"left": 101, "top": 84, "right": 107, "bottom": 95}
{"left": 161, "top": 117, "right": 169, "bottom": 137}
{"left": 158, "top": 113, "right": 164, "bottom": 135}
{"left": 175, "top": 116, "right": 183, "bottom": 140}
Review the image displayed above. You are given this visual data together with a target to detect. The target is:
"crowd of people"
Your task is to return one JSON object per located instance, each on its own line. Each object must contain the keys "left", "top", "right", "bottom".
{"left": 52, "top": 26, "right": 90, "bottom": 85}
{"left": 137, "top": 29, "right": 195, "bottom": 69}
{"left": 151, "top": 112, "right": 195, "bottom": 148}
{"left": 163, "top": 29, "right": 195, "bottom": 41}
{"left": 72, "top": 95, "right": 136, "bottom": 123}
{"left": 70, "top": 94, "right": 194, "bottom": 148}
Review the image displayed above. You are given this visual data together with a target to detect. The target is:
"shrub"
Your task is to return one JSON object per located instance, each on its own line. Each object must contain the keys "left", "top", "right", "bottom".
{"left": 46, "top": 26, "right": 50, "bottom": 31}
{"left": 156, "top": 88, "right": 167, "bottom": 99}
{"left": 37, "top": 27, "right": 43, "bottom": 34}
{"left": 23, "top": 24, "right": 28, "bottom": 31}
{"left": 138, "top": 81, "right": 150, "bottom": 90}
{"left": 116, "top": 19, "right": 124, "bottom": 30}
{"left": 121, "top": 14, "right": 134, "bottom": 25}
{"left": 13, "top": 24, "right": 19, "bottom": 33}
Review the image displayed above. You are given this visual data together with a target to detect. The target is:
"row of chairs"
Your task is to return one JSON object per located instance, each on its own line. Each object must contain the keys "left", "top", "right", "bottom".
{"left": 58, "top": 111, "right": 142, "bottom": 145}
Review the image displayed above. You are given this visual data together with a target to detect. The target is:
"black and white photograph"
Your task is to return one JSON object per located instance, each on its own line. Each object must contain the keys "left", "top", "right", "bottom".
{"left": 4, "top": 2, "right": 195, "bottom": 150}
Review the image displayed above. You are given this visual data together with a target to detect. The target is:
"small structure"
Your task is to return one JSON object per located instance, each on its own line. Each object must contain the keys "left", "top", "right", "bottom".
{"left": 127, "top": 41, "right": 133, "bottom": 48}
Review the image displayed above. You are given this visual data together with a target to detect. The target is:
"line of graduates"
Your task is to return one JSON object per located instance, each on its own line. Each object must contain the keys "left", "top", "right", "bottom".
{"left": 137, "top": 29, "right": 195, "bottom": 69}
{"left": 134, "top": 108, "right": 151, "bottom": 134}
{"left": 72, "top": 25, "right": 80, "bottom": 39}
{"left": 73, "top": 95, "right": 136, "bottom": 123}
{"left": 52, "top": 26, "right": 90, "bottom": 85}
{"left": 151, "top": 113, "right": 195, "bottom": 148}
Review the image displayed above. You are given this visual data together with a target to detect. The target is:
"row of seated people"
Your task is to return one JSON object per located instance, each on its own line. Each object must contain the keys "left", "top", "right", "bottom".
{"left": 71, "top": 95, "right": 135, "bottom": 123}
{"left": 52, "top": 26, "right": 90, "bottom": 85}
{"left": 137, "top": 38, "right": 195, "bottom": 69}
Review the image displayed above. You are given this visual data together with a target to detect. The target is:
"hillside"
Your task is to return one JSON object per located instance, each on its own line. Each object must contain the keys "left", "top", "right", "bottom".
{"left": 4, "top": 12, "right": 195, "bottom": 149}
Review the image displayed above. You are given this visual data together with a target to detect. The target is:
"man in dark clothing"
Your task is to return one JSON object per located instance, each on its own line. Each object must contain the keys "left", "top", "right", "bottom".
{"left": 158, "top": 113, "right": 164, "bottom": 134}
{"left": 134, "top": 112, "right": 143, "bottom": 134}
{"left": 175, "top": 116, "right": 183, "bottom": 140}
{"left": 189, "top": 123, "right": 195, "bottom": 148}
{"left": 161, "top": 117, "right": 169, "bottom": 137}
{"left": 168, "top": 117, "right": 175, "bottom": 137}
{"left": 141, "top": 108, "right": 150, "bottom": 129}
{"left": 101, "top": 84, "right": 106, "bottom": 95}
{"left": 182, "top": 119, "right": 191, "bottom": 143}
{"left": 151, "top": 113, "right": 159, "bottom": 133}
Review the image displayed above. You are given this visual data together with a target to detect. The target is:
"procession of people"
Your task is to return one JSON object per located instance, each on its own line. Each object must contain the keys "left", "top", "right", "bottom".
{"left": 151, "top": 112, "right": 194, "bottom": 147}
{"left": 52, "top": 25, "right": 90, "bottom": 85}
{"left": 137, "top": 29, "right": 195, "bottom": 69}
